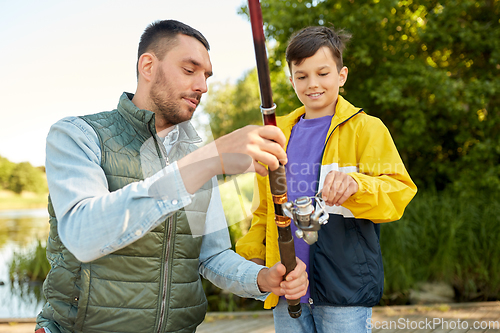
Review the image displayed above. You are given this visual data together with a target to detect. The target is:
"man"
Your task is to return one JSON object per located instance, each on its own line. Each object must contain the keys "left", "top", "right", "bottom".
{"left": 35, "top": 20, "right": 307, "bottom": 333}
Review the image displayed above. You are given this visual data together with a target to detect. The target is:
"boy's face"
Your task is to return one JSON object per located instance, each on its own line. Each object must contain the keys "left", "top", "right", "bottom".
{"left": 289, "top": 46, "right": 348, "bottom": 119}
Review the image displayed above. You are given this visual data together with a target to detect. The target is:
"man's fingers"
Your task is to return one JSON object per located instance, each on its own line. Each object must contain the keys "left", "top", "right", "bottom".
{"left": 216, "top": 125, "right": 287, "bottom": 175}
{"left": 253, "top": 162, "right": 268, "bottom": 177}
{"left": 284, "top": 258, "right": 306, "bottom": 281}
{"left": 261, "top": 140, "right": 288, "bottom": 167}
{"left": 250, "top": 129, "right": 287, "bottom": 168}
{"left": 269, "top": 262, "right": 286, "bottom": 280}
{"left": 259, "top": 125, "right": 287, "bottom": 148}
{"left": 252, "top": 148, "right": 286, "bottom": 172}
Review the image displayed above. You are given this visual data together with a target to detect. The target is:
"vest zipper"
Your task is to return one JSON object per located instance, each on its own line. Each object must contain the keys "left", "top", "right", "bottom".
{"left": 150, "top": 128, "right": 189, "bottom": 331}
{"left": 157, "top": 214, "right": 175, "bottom": 333}
{"left": 154, "top": 129, "right": 171, "bottom": 333}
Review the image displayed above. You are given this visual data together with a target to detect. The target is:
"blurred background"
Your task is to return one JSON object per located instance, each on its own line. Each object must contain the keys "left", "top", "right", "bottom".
{"left": 1, "top": 0, "right": 499, "bottom": 318}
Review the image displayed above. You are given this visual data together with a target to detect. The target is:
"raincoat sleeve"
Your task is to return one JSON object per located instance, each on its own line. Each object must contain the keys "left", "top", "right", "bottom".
{"left": 344, "top": 117, "right": 417, "bottom": 223}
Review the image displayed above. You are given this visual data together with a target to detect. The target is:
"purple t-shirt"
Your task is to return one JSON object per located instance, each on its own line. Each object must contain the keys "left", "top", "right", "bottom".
{"left": 284, "top": 114, "right": 332, "bottom": 303}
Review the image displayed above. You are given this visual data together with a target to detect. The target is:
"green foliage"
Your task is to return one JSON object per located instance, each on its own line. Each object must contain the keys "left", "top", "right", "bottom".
{"left": 204, "top": 71, "right": 261, "bottom": 138}
{"left": 0, "top": 155, "right": 15, "bottom": 189}
{"left": 0, "top": 155, "right": 47, "bottom": 194}
{"left": 204, "top": 68, "right": 302, "bottom": 138}
{"left": 9, "top": 239, "right": 51, "bottom": 282}
{"left": 9, "top": 162, "right": 48, "bottom": 194}
{"left": 216, "top": 173, "right": 255, "bottom": 244}
{"left": 381, "top": 188, "right": 500, "bottom": 304}
{"left": 201, "top": 173, "right": 265, "bottom": 311}
{"left": 232, "top": 0, "right": 500, "bottom": 192}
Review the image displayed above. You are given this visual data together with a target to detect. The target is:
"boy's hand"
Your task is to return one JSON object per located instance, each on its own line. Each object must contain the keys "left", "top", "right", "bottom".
{"left": 257, "top": 257, "right": 308, "bottom": 299}
{"left": 321, "top": 171, "right": 359, "bottom": 206}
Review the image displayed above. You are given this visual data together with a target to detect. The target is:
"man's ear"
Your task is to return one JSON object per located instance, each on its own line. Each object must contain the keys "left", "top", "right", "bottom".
{"left": 137, "top": 53, "right": 155, "bottom": 82}
{"left": 339, "top": 66, "right": 348, "bottom": 87}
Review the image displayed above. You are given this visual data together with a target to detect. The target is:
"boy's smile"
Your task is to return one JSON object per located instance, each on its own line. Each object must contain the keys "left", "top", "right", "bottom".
{"left": 290, "top": 46, "right": 348, "bottom": 119}
{"left": 307, "top": 92, "right": 324, "bottom": 99}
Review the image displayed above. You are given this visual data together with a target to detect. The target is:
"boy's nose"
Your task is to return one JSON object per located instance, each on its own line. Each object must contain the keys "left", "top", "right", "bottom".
{"left": 308, "top": 78, "right": 319, "bottom": 89}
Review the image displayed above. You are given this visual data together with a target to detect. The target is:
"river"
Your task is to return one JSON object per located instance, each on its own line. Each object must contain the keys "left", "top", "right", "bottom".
{"left": 0, "top": 209, "right": 50, "bottom": 319}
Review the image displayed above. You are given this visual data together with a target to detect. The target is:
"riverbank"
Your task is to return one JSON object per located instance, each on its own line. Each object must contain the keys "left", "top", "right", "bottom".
{"left": 0, "top": 190, "right": 48, "bottom": 211}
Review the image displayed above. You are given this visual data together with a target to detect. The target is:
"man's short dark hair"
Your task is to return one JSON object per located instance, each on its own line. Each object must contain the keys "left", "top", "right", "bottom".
{"left": 286, "top": 26, "right": 351, "bottom": 73}
{"left": 136, "top": 20, "right": 210, "bottom": 77}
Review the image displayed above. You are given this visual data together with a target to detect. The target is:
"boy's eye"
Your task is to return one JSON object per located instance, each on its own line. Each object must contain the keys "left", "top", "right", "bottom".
{"left": 297, "top": 76, "right": 306, "bottom": 80}
{"left": 319, "top": 72, "right": 329, "bottom": 76}
{"left": 183, "top": 68, "right": 194, "bottom": 74}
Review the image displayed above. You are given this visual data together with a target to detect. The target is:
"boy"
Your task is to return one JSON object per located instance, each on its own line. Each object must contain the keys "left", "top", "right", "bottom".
{"left": 236, "top": 26, "right": 417, "bottom": 332}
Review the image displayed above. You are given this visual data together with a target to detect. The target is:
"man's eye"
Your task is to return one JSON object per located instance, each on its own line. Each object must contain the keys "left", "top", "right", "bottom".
{"left": 184, "top": 68, "right": 194, "bottom": 74}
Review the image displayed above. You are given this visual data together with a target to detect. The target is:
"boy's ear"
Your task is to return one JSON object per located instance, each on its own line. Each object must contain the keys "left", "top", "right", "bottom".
{"left": 339, "top": 66, "right": 348, "bottom": 87}
{"left": 289, "top": 76, "right": 295, "bottom": 89}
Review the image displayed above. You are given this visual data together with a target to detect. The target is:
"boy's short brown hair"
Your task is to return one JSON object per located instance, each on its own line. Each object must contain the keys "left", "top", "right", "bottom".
{"left": 286, "top": 26, "right": 351, "bottom": 73}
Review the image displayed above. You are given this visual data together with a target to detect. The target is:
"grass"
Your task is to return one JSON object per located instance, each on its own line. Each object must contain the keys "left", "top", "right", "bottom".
{"left": 217, "top": 173, "right": 255, "bottom": 245}
{"left": 0, "top": 190, "right": 48, "bottom": 210}
{"left": 9, "top": 239, "right": 50, "bottom": 282}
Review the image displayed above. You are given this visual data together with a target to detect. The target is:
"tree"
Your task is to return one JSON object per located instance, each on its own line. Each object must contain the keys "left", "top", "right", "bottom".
{"left": 8, "top": 162, "right": 48, "bottom": 194}
{"left": 203, "top": 72, "right": 261, "bottom": 138}
{"left": 0, "top": 155, "right": 15, "bottom": 189}
{"left": 203, "top": 65, "right": 301, "bottom": 138}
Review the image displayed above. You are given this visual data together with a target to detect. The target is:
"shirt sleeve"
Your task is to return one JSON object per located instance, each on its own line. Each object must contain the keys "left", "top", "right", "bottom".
{"left": 198, "top": 177, "right": 269, "bottom": 300}
{"left": 46, "top": 117, "right": 194, "bottom": 262}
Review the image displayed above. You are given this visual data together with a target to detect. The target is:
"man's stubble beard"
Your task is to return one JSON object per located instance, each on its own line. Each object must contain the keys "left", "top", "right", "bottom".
{"left": 149, "top": 67, "right": 198, "bottom": 126}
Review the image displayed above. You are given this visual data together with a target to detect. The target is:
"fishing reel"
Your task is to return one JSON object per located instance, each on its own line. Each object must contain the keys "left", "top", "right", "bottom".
{"left": 282, "top": 193, "right": 329, "bottom": 245}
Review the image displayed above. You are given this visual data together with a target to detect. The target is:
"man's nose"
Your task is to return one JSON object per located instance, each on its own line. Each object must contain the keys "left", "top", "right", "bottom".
{"left": 193, "top": 74, "right": 208, "bottom": 94}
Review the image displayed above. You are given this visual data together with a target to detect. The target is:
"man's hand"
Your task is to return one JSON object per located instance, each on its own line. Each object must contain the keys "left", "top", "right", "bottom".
{"left": 177, "top": 125, "right": 287, "bottom": 194}
{"left": 215, "top": 125, "right": 287, "bottom": 176}
{"left": 256, "top": 257, "right": 308, "bottom": 299}
{"left": 321, "top": 170, "right": 359, "bottom": 206}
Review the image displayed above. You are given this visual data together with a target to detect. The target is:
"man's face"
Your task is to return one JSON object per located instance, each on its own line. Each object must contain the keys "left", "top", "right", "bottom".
{"left": 290, "top": 46, "right": 347, "bottom": 119}
{"left": 149, "top": 34, "right": 213, "bottom": 127}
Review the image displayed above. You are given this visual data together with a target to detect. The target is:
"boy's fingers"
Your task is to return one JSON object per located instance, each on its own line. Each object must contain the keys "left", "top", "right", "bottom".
{"left": 321, "top": 173, "right": 335, "bottom": 202}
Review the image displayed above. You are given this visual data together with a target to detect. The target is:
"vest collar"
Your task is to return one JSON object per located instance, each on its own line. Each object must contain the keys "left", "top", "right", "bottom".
{"left": 117, "top": 92, "right": 202, "bottom": 144}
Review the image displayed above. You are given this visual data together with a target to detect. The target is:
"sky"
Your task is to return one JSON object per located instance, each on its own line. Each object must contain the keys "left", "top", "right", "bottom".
{"left": 0, "top": 0, "right": 258, "bottom": 167}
